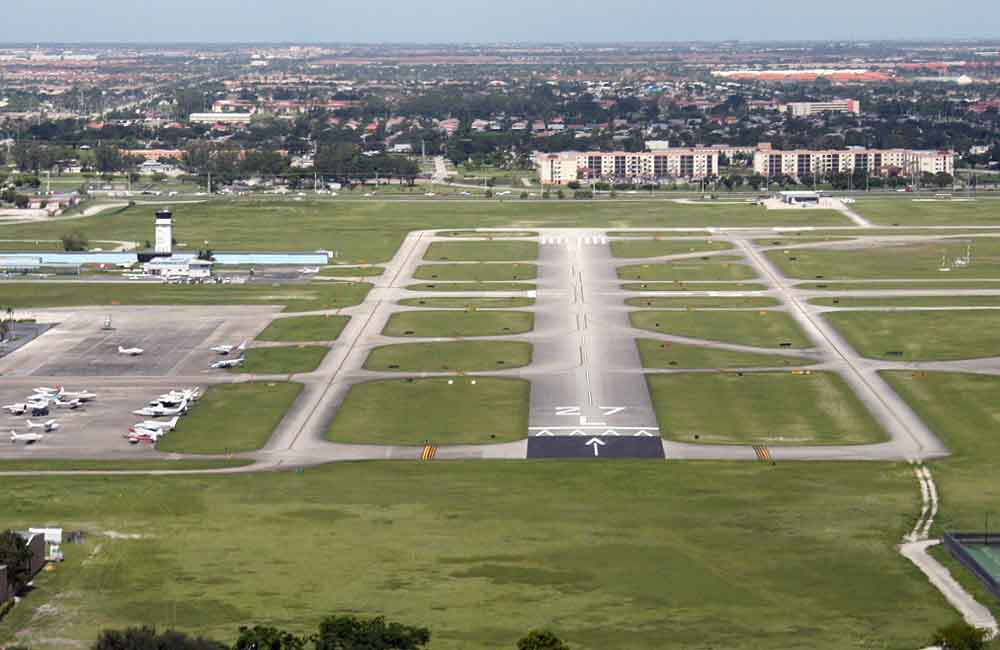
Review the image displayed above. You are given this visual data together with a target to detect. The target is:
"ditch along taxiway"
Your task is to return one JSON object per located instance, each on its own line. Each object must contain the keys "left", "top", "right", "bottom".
{"left": 11, "top": 225, "right": 1000, "bottom": 471}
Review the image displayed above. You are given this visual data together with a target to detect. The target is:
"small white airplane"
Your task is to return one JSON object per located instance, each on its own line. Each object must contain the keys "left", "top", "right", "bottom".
{"left": 10, "top": 431, "right": 43, "bottom": 445}
{"left": 210, "top": 340, "right": 248, "bottom": 356}
{"left": 52, "top": 398, "right": 82, "bottom": 410}
{"left": 131, "top": 416, "right": 179, "bottom": 433}
{"left": 127, "top": 428, "right": 165, "bottom": 444}
{"left": 211, "top": 356, "right": 245, "bottom": 369}
{"left": 56, "top": 388, "right": 97, "bottom": 402}
{"left": 299, "top": 267, "right": 320, "bottom": 275}
{"left": 133, "top": 400, "right": 188, "bottom": 418}
{"left": 33, "top": 386, "right": 59, "bottom": 396}
{"left": 118, "top": 346, "right": 144, "bottom": 356}
{"left": 4, "top": 403, "right": 50, "bottom": 416}
{"left": 26, "top": 419, "right": 59, "bottom": 432}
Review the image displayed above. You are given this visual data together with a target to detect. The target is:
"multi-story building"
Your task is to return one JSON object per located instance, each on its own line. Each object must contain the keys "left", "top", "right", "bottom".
{"left": 752, "top": 144, "right": 955, "bottom": 179}
{"left": 536, "top": 148, "right": 721, "bottom": 185}
{"left": 781, "top": 100, "right": 861, "bottom": 117}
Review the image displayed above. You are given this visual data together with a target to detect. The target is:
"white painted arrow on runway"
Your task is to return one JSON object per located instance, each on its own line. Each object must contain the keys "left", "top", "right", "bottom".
{"left": 534, "top": 430, "right": 554, "bottom": 437}
{"left": 634, "top": 430, "right": 654, "bottom": 437}
{"left": 586, "top": 438, "right": 606, "bottom": 456}
{"left": 569, "top": 429, "right": 587, "bottom": 436}
{"left": 601, "top": 430, "right": 620, "bottom": 437}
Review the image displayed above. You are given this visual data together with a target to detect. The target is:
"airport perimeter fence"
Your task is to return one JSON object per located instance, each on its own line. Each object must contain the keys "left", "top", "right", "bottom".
{"left": 943, "top": 532, "right": 1000, "bottom": 601}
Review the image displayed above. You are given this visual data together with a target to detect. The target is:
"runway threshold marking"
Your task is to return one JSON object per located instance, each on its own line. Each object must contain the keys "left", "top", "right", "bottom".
{"left": 421, "top": 445, "right": 437, "bottom": 461}
{"left": 753, "top": 445, "right": 772, "bottom": 461}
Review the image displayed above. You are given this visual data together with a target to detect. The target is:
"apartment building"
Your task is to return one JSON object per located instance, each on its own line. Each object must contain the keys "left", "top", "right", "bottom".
{"left": 752, "top": 144, "right": 955, "bottom": 179}
{"left": 537, "top": 149, "right": 720, "bottom": 185}
{"left": 781, "top": 100, "right": 861, "bottom": 117}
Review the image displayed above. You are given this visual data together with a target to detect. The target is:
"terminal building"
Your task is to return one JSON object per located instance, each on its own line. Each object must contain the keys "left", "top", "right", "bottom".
{"left": 536, "top": 148, "right": 721, "bottom": 185}
{"left": 752, "top": 143, "right": 955, "bottom": 180}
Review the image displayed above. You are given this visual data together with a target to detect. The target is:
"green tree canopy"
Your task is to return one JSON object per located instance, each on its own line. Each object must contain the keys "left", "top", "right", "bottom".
{"left": 0, "top": 530, "right": 32, "bottom": 593}
{"left": 314, "top": 615, "right": 430, "bottom": 650}
{"left": 517, "top": 630, "right": 570, "bottom": 650}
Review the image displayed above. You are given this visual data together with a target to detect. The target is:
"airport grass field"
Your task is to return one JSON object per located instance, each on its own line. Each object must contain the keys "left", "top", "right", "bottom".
{"left": 157, "top": 382, "right": 302, "bottom": 454}
{"left": 618, "top": 257, "right": 759, "bottom": 282}
{"left": 423, "top": 240, "right": 538, "bottom": 261}
{"left": 327, "top": 377, "right": 528, "bottom": 445}
{"left": 364, "top": 341, "right": 532, "bottom": 372}
{"left": 397, "top": 297, "right": 534, "bottom": 308}
{"left": 233, "top": 346, "right": 329, "bottom": 375}
{"left": 257, "top": 314, "right": 350, "bottom": 342}
{"left": 636, "top": 340, "right": 816, "bottom": 369}
{"left": 413, "top": 262, "right": 537, "bottom": 281}
{"left": 647, "top": 372, "right": 887, "bottom": 445}
{"left": 854, "top": 198, "right": 1000, "bottom": 225}
{"left": 383, "top": 310, "right": 534, "bottom": 337}
{"left": 610, "top": 238, "right": 733, "bottom": 258}
{"left": 625, "top": 296, "right": 781, "bottom": 309}
{"left": 406, "top": 282, "right": 535, "bottom": 292}
{"left": 630, "top": 310, "right": 813, "bottom": 348}
{"left": 0, "top": 281, "right": 371, "bottom": 312}
{"left": 0, "top": 461, "right": 955, "bottom": 650}
{"left": 824, "top": 310, "right": 1000, "bottom": 361}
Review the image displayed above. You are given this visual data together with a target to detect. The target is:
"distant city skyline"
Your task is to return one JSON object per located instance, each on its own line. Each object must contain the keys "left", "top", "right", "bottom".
{"left": 3, "top": 0, "right": 1000, "bottom": 43}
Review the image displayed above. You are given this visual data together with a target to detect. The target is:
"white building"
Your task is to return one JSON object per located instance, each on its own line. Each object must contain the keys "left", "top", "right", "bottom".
{"left": 536, "top": 148, "right": 721, "bottom": 185}
{"left": 143, "top": 257, "right": 213, "bottom": 280}
{"left": 752, "top": 144, "right": 955, "bottom": 179}
{"left": 189, "top": 112, "right": 253, "bottom": 125}
{"left": 781, "top": 100, "right": 861, "bottom": 117}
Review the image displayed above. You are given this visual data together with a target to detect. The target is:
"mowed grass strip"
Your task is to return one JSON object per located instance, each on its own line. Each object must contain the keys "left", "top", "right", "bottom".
{"left": 230, "top": 346, "right": 329, "bottom": 375}
{"left": 0, "top": 459, "right": 253, "bottom": 471}
{"left": 854, "top": 198, "right": 1000, "bottom": 225}
{"left": 406, "top": 282, "right": 535, "bottom": 292}
{"left": 257, "top": 315, "right": 350, "bottom": 342}
{"left": 648, "top": 372, "right": 886, "bottom": 445}
{"left": 398, "top": 297, "right": 534, "bottom": 309}
{"left": 767, "top": 238, "right": 1000, "bottom": 280}
{"left": 384, "top": 310, "right": 533, "bottom": 337}
{"left": 439, "top": 230, "right": 538, "bottom": 238}
{"left": 811, "top": 296, "right": 1000, "bottom": 308}
{"left": 618, "top": 256, "right": 757, "bottom": 282}
{"left": 801, "top": 280, "right": 1000, "bottom": 291}
{"left": 626, "top": 296, "right": 780, "bottom": 309}
{"left": 884, "top": 371, "right": 1000, "bottom": 535}
{"left": 637, "top": 340, "right": 816, "bottom": 369}
{"left": 631, "top": 310, "right": 812, "bottom": 349}
{"left": 0, "top": 281, "right": 371, "bottom": 312}
{"left": 414, "top": 263, "right": 537, "bottom": 282}
{"left": 318, "top": 266, "right": 384, "bottom": 277}
{"left": 623, "top": 281, "right": 768, "bottom": 292}
{"left": 364, "top": 341, "right": 532, "bottom": 372}
{"left": 327, "top": 377, "right": 528, "bottom": 445}
{"left": 610, "top": 238, "right": 733, "bottom": 258}
{"left": 424, "top": 240, "right": 539, "bottom": 261}
{"left": 0, "top": 461, "right": 946, "bottom": 650}
{"left": 157, "top": 382, "right": 302, "bottom": 454}
{"left": 824, "top": 310, "right": 1000, "bottom": 361}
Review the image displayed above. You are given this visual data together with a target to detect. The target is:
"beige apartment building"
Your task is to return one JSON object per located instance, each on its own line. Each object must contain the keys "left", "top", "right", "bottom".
{"left": 781, "top": 100, "right": 861, "bottom": 117}
{"left": 536, "top": 149, "right": 720, "bottom": 185}
{"left": 752, "top": 144, "right": 955, "bottom": 179}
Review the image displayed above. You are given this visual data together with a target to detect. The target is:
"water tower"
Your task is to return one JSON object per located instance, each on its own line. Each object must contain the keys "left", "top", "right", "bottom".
{"left": 154, "top": 208, "right": 173, "bottom": 255}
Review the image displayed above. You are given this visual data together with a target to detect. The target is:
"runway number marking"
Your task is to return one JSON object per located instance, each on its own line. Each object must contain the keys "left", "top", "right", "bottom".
{"left": 556, "top": 406, "right": 580, "bottom": 416}
{"left": 600, "top": 406, "right": 626, "bottom": 416}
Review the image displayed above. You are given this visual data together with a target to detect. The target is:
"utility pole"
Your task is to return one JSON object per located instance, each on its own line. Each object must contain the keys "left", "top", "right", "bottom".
{"left": 207, "top": 171, "right": 212, "bottom": 195}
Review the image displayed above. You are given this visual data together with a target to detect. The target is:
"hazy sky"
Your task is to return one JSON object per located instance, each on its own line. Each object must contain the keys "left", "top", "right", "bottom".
{"left": 3, "top": 0, "right": 999, "bottom": 43}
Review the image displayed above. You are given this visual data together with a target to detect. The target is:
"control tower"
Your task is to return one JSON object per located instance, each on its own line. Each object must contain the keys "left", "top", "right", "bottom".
{"left": 154, "top": 208, "right": 173, "bottom": 255}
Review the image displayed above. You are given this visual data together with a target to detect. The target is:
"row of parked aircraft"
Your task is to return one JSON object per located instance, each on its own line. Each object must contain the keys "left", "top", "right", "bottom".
{"left": 4, "top": 386, "right": 93, "bottom": 444}
{"left": 127, "top": 387, "right": 201, "bottom": 444}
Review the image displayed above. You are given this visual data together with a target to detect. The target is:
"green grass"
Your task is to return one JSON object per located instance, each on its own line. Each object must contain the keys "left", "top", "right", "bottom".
{"left": 854, "top": 198, "right": 1000, "bottom": 225}
{"left": 397, "top": 297, "right": 534, "bottom": 309}
{"left": 800, "top": 281, "right": 1000, "bottom": 290}
{"left": 0, "top": 460, "right": 950, "bottom": 650}
{"left": 257, "top": 315, "right": 350, "bottom": 342}
{"left": 882, "top": 371, "right": 1000, "bottom": 533}
{"left": 811, "top": 296, "right": 1000, "bottom": 308}
{"left": 318, "top": 266, "right": 384, "bottom": 277}
{"left": 824, "top": 311, "right": 1000, "bottom": 361}
{"left": 364, "top": 341, "right": 532, "bottom": 372}
{"left": 0, "top": 282, "right": 371, "bottom": 313}
{"left": 383, "top": 311, "right": 534, "bottom": 337}
{"left": 618, "top": 257, "right": 758, "bottom": 282}
{"left": 413, "top": 263, "right": 537, "bottom": 282}
{"left": 768, "top": 238, "right": 1000, "bottom": 280}
{"left": 610, "top": 238, "right": 733, "bottom": 258}
{"left": 0, "top": 198, "right": 850, "bottom": 264}
{"left": 439, "top": 230, "right": 538, "bottom": 238}
{"left": 637, "top": 339, "right": 816, "bottom": 369}
{"left": 625, "top": 296, "right": 780, "bottom": 309}
{"left": 622, "top": 282, "right": 768, "bottom": 292}
{"left": 631, "top": 310, "right": 812, "bottom": 349}
{"left": 406, "top": 282, "right": 535, "bottom": 292}
{"left": 327, "top": 377, "right": 529, "bottom": 445}
{"left": 0, "top": 459, "right": 253, "bottom": 472}
{"left": 424, "top": 241, "right": 539, "bottom": 261}
{"left": 156, "top": 382, "right": 302, "bottom": 454}
{"left": 752, "top": 237, "right": 856, "bottom": 247}
{"left": 230, "top": 346, "right": 329, "bottom": 375}
{"left": 647, "top": 372, "right": 887, "bottom": 445}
